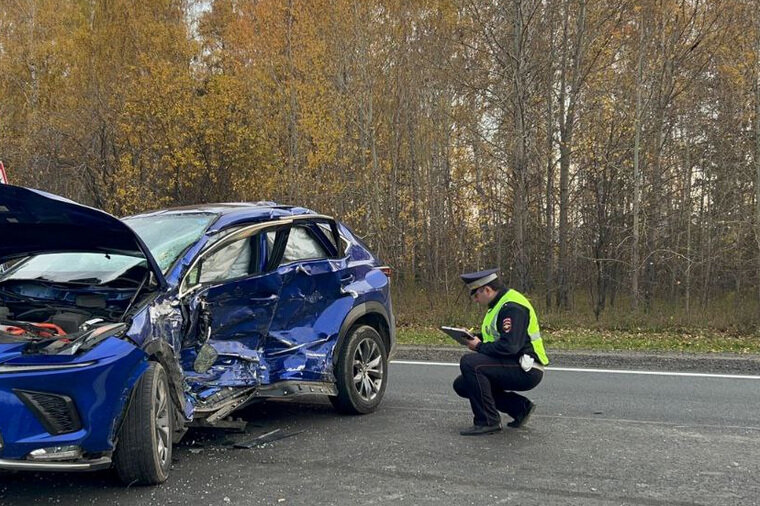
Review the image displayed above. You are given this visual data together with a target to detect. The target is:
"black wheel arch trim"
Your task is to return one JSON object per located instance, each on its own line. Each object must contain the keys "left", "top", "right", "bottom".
{"left": 333, "top": 301, "right": 396, "bottom": 365}
{"left": 112, "top": 353, "right": 184, "bottom": 451}
{"left": 141, "top": 340, "right": 187, "bottom": 417}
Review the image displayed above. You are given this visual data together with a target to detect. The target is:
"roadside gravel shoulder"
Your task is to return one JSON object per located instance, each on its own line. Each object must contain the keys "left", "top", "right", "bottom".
{"left": 394, "top": 345, "right": 760, "bottom": 375}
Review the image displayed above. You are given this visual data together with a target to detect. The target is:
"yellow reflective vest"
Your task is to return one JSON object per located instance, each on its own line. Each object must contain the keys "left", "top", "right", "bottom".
{"left": 480, "top": 289, "right": 549, "bottom": 365}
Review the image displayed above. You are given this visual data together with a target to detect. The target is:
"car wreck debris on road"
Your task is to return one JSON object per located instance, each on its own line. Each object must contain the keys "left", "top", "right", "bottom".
{"left": 232, "top": 428, "right": 306, "bottom": 449}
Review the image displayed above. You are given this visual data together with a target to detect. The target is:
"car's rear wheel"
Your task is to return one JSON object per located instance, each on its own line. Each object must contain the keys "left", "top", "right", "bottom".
{"left": 114, "top": 361, "right": 172, "bottom": 485}
{"left": 331, "top": 325, "right": 387, "bottom": 414}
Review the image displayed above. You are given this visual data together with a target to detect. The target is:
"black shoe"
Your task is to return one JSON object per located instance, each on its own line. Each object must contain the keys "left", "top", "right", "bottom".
{"left": 507, "top": 402, "right": 535, "bottom": 428}
{"left": 460, "top": 424, "right": 502, "bottom": 436}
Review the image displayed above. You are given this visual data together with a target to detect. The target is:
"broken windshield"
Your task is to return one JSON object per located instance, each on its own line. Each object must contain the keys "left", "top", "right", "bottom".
{"left": 124, "top": 213, "right": 216, "bottom": 274}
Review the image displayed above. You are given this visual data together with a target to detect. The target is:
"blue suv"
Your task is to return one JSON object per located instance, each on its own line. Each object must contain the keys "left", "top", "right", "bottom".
{"left": 0, "top": 185, "right": 395, "bottom": 484}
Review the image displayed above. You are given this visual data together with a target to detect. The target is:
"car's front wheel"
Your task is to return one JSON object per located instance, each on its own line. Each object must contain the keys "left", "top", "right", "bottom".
{"left": 331, "top": 325, "right": 388, "bottom": 414}
{"left": 113, "top": 361, "right": 172, "bottom": 485}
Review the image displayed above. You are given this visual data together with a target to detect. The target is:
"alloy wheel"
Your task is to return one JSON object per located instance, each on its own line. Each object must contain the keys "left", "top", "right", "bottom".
{"left": 154, "top": 378, "right": 170, "bottom": 466}
{"left": 352, "top": 337, "right": 384, "bottom": 402}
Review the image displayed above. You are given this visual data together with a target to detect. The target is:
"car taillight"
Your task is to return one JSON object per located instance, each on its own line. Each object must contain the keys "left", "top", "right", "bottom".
{"left": 379, "top": 266, "right": 392, "bottom": 278}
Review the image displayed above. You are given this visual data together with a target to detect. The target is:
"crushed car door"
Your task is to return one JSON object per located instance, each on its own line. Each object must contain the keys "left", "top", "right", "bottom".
{"left": 264, "top": 220, "right": 354, "bottom": 383}
{"left": 180, "top": 224, "right": 285, "bottom": 393}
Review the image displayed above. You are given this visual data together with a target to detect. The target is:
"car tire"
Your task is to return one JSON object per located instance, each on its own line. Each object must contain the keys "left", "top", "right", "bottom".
{"left": 114, "top": 361, "right": 173, "bottom": 485}
{"left": 331, "top": 325, "right": 388, "bottom": 415}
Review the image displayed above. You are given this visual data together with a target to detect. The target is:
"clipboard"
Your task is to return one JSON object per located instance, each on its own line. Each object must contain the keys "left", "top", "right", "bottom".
{"left": 439, "top": 326, "right": 476, "bottom": 346}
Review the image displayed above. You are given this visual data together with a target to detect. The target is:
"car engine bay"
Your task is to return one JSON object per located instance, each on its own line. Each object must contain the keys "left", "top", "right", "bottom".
{"left": 0, "top": 284, "right": 140, "bottom": 354}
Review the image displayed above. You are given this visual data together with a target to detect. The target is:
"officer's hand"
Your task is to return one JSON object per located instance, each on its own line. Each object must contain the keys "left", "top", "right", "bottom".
{"left": 466, "top": 337, "right": 481, "bottom": 351}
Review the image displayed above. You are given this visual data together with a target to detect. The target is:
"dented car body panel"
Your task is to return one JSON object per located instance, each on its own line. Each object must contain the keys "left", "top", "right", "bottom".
{"left": 0, "top": 185, "right": 394, "bottom": 473}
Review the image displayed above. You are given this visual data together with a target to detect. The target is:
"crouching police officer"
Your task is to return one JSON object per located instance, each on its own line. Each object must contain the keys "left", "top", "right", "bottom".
{"left": 453, "top": 269, "right": 549, "bottom": 435}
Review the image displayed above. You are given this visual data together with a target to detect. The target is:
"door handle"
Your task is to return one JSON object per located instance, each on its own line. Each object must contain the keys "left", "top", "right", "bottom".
{"left": 339, "top": 273, "right": 357, "bottom": 298}
{"left": 340, "top": 287, "right": 358, "bottom": 298}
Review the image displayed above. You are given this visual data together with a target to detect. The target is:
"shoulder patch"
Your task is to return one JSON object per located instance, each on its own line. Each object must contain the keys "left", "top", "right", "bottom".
{"left": 502, "top": 317, "right": 512, "bottom": 333}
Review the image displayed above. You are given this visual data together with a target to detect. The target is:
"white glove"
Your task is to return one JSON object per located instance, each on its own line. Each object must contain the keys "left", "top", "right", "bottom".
{"left": 519, "top": 354, "right": 535, "bottom": 372}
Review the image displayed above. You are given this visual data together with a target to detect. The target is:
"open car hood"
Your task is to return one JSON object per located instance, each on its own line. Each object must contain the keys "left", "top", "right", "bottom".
{"left": 0, "top": 184, "right": 166, "bottom": 287}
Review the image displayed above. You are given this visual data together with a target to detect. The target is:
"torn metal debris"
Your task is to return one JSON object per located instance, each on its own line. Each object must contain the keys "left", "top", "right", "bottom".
{"left": 232, "top": 428, "right": 306, "bottom": 449}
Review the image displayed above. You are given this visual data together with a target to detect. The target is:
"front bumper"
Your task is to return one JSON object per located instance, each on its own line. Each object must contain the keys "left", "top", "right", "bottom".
{"left": 0, "top": 456, "right": 111, "bottom": 472}
{"left": 0, "top": 337, "right": 147, "bottom": 463}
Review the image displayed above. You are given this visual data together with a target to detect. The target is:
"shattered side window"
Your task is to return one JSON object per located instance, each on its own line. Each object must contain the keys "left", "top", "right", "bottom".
{"left": 317, "top": 222, "right": 349, "bottom": 256}
{"left": 124, "top": 213, "right": 216, "bottom": 274}
{"left": 266, "top": 226, "right": 328, "bottom": 264}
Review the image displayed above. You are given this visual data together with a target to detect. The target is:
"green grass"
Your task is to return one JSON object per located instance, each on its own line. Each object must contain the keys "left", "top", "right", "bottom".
{"left": 392, "top": 284, "right": 760, "bottom": 354}
{"left": 397, "top": 326, "right": 760, "bottom": 354}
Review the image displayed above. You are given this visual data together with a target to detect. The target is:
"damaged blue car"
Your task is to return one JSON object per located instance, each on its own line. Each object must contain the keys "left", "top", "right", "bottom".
{"left": 0, "top": 184, "right": 395, "bottom": 484}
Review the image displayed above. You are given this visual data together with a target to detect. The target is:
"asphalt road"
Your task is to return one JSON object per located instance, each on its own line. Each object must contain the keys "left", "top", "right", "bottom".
{"left": 1, "top": 356, "right": 759, "bottom": 505}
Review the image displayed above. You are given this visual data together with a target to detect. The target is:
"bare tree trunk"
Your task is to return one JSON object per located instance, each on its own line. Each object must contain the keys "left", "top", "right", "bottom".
{"left": 556, "top": 0, "right": 569, "bottom": 310}
{"left": 754, "top": 12, "right": 760, "bottom": 308}
{"left": 557, "top": 0, "right": 585, "bottom": 310}
{"left": 409, "top": 117, "right": 419, "bottom": 282}
{"left": 645, "top": 9, "right": 676, "bottom": 310}
{"left": 286, "top": 0, "right": 299, "bottom": 202}
{"left": 701, "top": 170, "right": 713, "bottom": 309}
{"left": 512, "top": 0, "right": 530, "bottom": 291}
{"left": 368, "top": 87, "right": 383, "bottom": 253}
{"left": 544, "top": 1, "right": 557, "bottom": 309}
{"left": 684, "top": 127, "right": 693, "bottom": 321}
{"left": 632, "top": 8, "right": 646, "bottom": 310}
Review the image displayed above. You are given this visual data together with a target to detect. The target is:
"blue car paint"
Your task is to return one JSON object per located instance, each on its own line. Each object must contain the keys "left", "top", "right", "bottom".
{"left": 262, "top": 256, "right": 350, "bottom": 379}
{"left": 0, "top": 187, "right": 394, "bottom": 468}
{"left": 0, "top": 337, "right": 147, "bottom": 459}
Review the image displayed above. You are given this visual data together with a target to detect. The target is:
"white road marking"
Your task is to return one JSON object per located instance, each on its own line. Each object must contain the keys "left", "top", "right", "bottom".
{"left": 391, "top": 360, "right": 760, "bottom": 380}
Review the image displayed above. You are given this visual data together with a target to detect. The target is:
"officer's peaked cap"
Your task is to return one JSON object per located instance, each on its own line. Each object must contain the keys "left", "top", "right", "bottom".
{"left": 460, "top": 268, "right": 498, "bottom": 291}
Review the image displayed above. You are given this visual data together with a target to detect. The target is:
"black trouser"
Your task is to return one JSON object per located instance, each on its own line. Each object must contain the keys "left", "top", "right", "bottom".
{"left": 453, "top": 352, "right": 543, "bottom": 426}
